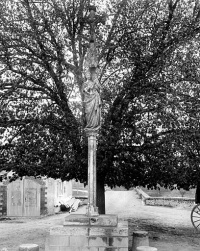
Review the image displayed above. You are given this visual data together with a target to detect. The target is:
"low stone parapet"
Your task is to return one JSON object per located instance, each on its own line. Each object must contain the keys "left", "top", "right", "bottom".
{"left": 135, "top": 187, "right": 150, "bottom": 205}
{"left": 145, "top": 196, "right": 194, "bottom": 208}
{"left": 135, "top": 187, "right": 195, "bottom": 208}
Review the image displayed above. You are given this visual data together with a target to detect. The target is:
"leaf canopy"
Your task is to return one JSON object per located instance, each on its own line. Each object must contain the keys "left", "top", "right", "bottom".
{"left": 1, "top": 0, "right": 200, "bottom": 190}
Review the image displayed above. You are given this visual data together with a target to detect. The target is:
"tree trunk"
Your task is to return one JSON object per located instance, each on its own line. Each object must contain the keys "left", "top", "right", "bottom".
{"left": 195, "top": 181, "right": 200, "bottom": 204}
{"left": 97, "top": 178, "right": 105, "bottom": 214}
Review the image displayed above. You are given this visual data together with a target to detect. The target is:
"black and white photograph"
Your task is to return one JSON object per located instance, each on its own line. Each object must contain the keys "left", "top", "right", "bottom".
{"left": 1, "top": 0, "right": 200, "bottom": 250}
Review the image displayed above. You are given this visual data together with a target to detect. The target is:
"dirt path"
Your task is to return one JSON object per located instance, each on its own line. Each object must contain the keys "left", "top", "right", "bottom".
{"left": 0, "top": 213, "right": 69, "bottom": 250}
{"left": 0, "top": 190, "right": 200, "bottom": 251}
{"left": 106, "top": 190, "right": 200, "bottom": 251}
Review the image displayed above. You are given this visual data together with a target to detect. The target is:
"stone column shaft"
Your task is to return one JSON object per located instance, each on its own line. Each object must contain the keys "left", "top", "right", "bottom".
{"left": 86, "top": 130, "right": 98, "bottom": 216}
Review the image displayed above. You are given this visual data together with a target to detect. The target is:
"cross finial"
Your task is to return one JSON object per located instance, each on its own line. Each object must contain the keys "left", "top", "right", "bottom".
{"left": 87, "top": 5, "right": 107, "bottom": 43}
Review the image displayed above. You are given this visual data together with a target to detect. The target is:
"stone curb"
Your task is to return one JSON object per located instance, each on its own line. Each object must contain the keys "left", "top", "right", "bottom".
{"left": 135, "top": 187, "right": 195, "bottom": 208}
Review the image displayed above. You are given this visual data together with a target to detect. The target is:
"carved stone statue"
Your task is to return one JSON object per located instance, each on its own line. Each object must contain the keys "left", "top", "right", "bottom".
{"left": 82, "top": 70, "right": 101, "bottom": 131}
{"left": 81, "top": 5, "right": 105, "bottom": 133}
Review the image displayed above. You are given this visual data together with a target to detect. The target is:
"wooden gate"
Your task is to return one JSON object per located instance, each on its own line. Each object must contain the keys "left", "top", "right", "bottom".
{"left": 7, "top": 178, "right": 41, "bottom": 216}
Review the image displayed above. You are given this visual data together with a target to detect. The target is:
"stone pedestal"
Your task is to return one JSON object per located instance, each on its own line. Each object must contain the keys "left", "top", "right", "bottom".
{"left": 45, "top": 214, "right": 128, "bottom": 251}
{"left": 132, "top": 231, "right": 149, "bottom": 251}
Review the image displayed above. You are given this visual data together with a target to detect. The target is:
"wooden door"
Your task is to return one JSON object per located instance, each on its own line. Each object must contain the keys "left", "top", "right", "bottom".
{"left": 7, "top": 178, "right": 41, "bottom": 216}
{"left": 7, "top": 179, "right": 23, "bottom": 216}
{"left": 23, "top": 179, "right": 41, "bottom": 217}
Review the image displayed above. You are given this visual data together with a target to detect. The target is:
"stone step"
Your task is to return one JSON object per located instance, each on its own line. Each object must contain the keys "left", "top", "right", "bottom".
{"left": 64, "top": 214, "right": 118, "bottom": 226}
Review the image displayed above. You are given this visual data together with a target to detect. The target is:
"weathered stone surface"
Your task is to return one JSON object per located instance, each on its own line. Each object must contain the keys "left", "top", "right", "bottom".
{"left": 50, "top": 225, "right": 89, "bottom": 236}
{"left": 64, "top": 214, "right": 118, "bottom": 227}
{"left": 86, "top": 131, "right": 98, "bottom": 213}
{"left": 90, "top": 215, "right": 118, "bottom": 226}
{"left": 99, "top": 248, "right": 118, "bottom": 251}
{"left": 46, "top": 219, "right": 128, "bottom": 251}
{"left": 70, "top": 236, "right": 88, "bottom": 246}
{"left": 88, "top": 236, "right": 108, "bottom": 247}
{"left": 59, "top": 248, "right": 79, "bottom": 251}
{"left": 108, "top": 237, "right": 128, "bottom": 247}
{"left": 89, "top": 226, "right": 128, "bottom": 237}
{"left": 82, "top": 248, "right": 98, "bottom": 251}
{"left": 48, "top": 246, "right": 60, "bottom": 251}
{"left": 48, "top": 235, "right": 69, "bottom": 246}
{"left": 53, "top": 247, "right": 80, "bottom": 251}
{"left": 117, "top": 221, "right": 128, "bottom": 228}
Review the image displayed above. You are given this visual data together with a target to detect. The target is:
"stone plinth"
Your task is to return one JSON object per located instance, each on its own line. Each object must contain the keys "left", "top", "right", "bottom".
{"left": 45, "top": 214, "right": 128, "bottom": 251}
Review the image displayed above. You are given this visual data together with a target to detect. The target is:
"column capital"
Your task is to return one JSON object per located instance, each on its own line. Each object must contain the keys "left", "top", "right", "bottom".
{"left": 85, "top": 129, "right": 98, "bottom": 137}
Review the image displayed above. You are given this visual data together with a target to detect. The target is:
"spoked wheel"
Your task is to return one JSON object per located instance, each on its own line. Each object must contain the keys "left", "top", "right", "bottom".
{"left": 191, "top": 204, "right": 200, "bottom": 230}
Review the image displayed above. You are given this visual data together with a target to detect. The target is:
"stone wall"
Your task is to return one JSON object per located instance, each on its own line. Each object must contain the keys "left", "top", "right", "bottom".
{"left": 72, "top": 179, "right": 88, "bottom": 198}
{"left": 0, "top": 178, "right": 73, "bottom": 216}
{"left": 135, "top": 187, "right": 195, "bottom": 208}
{"left": 45, "top": 178, "right": 72, "bottom": 214}
{"left": 0, "top": 184, "right": 7, "bottom": 216}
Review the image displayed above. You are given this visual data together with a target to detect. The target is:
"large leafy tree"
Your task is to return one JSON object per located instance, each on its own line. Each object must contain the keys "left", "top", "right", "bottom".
{"left": 1, "top": 0, "right": 200, "bottom": 213}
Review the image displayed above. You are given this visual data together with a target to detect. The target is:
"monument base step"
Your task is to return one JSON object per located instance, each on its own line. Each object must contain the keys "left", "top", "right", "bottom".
{"left": 64, "top": 213, "right": 118, "bottom": 226}
{"left": 45, "top": 214, "right": 128, "bottom": 251}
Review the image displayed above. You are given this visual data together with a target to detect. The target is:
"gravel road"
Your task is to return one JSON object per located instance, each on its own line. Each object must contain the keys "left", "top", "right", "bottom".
{"left": 0, "top": 189, "right": 200, "bottom": 251}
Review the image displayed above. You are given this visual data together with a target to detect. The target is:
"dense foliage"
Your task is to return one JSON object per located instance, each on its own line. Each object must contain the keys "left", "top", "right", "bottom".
{"left": 1, "top": 0, "right": 200, "bottom": 211}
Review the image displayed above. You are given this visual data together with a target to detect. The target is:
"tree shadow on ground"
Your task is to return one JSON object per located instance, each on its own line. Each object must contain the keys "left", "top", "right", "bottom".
{"left": 123, "top": 217, "right": 200, "bottom": 251}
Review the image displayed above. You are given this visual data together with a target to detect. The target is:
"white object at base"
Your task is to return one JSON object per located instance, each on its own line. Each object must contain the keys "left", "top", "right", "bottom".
{"left": 19, "top": 244, "right": 39, "bottom": 251}
{"left": 136, "top": 246, "right": 157, "bottom": 251}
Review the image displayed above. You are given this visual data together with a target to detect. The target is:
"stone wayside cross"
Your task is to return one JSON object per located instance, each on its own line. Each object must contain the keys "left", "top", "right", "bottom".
{"left": 83, "top": 6, "right": 106, "bottom": 216}
{"left": 45, "top": 6, "right": 129, "bottom": 251}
